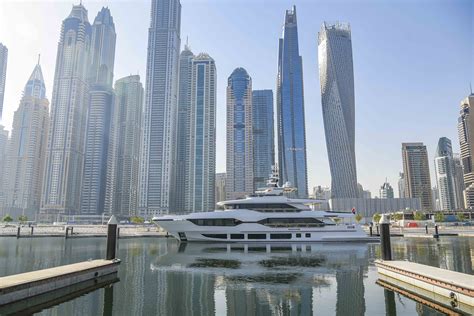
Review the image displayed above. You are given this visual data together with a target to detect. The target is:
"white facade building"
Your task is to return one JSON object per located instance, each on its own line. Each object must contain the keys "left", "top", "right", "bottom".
{"left": 318, "top": 22, "right": 358, "bottom": 199}
{"left": 3, "top": 62, "right": 49, "bottom": 219}
{"left": 41, "top": 4, "right": 91, "bottom": 215}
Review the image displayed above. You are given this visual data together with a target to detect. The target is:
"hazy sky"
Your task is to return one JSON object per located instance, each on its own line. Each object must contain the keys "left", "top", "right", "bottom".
{"left": 0, "top": 0, "right": 472, "bottom": 197}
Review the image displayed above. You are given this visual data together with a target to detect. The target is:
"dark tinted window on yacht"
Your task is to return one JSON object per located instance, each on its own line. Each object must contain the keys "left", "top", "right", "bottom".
{"left": 230, "top": 234, "right": 244, "bottom": 239}
{"left": 202, "top": 234, "right": 227, "bottom": 239}
{"left": 224, "top": 203, "right": 300, "bottom": 212}
{"left": 305, "top": 233, "right": 311, "bottom": 238}
{"left": 189, "top": 219, "right": 241, "bottom": 226}
{"left": 296, "top": 233, "right": 301, "bottom": 238}
{"left": 258, "top": 218, "right": 324, "bottom": 227}
{"left": 270, "top": 233, "right": 292, "bottom": 239}
{"left": 248, "top": 234, "right": 267, "bottom": 239}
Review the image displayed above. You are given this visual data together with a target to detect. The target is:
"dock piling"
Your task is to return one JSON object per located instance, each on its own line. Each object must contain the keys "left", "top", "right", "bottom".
{"left": 379, "top": 214, "right": 392, "bottom": 260}
{"left": 425, "top": 224, "right": 428, "bottom": 234}
{"left": 30, "top": 226, "right": 34, "bottom": 235}
{"left": 106, "top": 215, "right": 118, "bottom": 260}
{"left": 434, "top": 224, "right": 439, "bottom": 238}
{"left": 376, "top": 225, "right": 380, "bottom": 236}
{"left": 369, "top": 224, "right": 373, "bottom": 237}
{"left": 16, "top": 226, "right": 20, "bottom": 239}
{"left": 65, "top": 226, "right": 69, "bottom": 239}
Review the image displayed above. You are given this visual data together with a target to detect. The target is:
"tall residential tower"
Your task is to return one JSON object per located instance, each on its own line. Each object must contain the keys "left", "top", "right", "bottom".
{"left": 252, "top": 90, "right": 274, "bottom": 190}
{"left": 401, "top": 142, "right": 433, "bottom": 211}
{"left": 174, "top": 45, "right": 194, "bottom": 212}
{"left": 276, "top": 6, "right": 308, "bottom": 197}
{"left": 434, "top": 137, "right": 460, "bottom": 210}
{"left": 41, "top": 4, "right": 92, "bottom": 215}
{"left": 458, "top": 93, "right": 474, "bottom": 209}
{"left": 226, "top": 68, "right": 253, "bottom": 200}
{"left": 106, "top": 75, "right": 144, "bottom": 216}
{"left": 187, "top": 53, "right": 216, "bottom": 212}
{"left": 318, "top": 22, "right": 358, "bottom": 199}
{"left": 4, "top": 61, "right": 49, "bottom": 218}
{"left": 0, "top": 43, "right": 7, "bottom": 118}
{"left": 80, "top": 7, "right": 117, "bottom": 215}
{"left": 139, "top": 0, "right": 181, "bottom": 215}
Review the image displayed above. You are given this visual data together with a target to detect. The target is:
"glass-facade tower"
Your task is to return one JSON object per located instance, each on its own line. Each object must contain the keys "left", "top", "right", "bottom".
{"left": 0, "top": 43, "right": 7, "bottom": 119}
{"left": 276, "top": 6, "right": 308, "bottom": 197}
{"left": 140, "top": 0, "right": 181, "bottom": 216}
{"left": 252, "top": 90, "right": 274, "bottom": 189}
{"left": 226, "top": 68, "right": 253, "bottom": 200}
{"left": 81, "top": 7, "right": 117, "bottom": 215}
{"left": 188, "top": 54, "right": 216, "bottom": 212}
{"left": 174, "top": 46, "right": 194, "bottom": 212}
{"left": 318, "top": 22, "right": 358, "bottom": 199}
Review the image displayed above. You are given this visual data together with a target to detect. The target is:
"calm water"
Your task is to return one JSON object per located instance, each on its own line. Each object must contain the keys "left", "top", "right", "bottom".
{"left": 0, "top": 237, "right": 473, "bottom": 315}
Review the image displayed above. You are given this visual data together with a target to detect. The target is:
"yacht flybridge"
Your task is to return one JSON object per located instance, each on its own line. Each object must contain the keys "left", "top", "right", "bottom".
{"left": 153, "top": 167, "right": 369, "bottom": 242}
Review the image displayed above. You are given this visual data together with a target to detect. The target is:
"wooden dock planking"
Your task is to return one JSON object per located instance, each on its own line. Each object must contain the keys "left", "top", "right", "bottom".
{"left": 0, "top": 259, "right": 120, "bottom": 306}
{"left": 375, "top": 260, "right": 474, "bottom": 309}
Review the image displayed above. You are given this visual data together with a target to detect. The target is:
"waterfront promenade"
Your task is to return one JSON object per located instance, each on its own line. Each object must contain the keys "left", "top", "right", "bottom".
{"left": 0, "top": 224, "right": 166, "bottom": 238}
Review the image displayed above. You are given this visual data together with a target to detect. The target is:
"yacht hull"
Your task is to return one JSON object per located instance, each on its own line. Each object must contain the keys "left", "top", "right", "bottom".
{"left": 156, "top": 219, "right": 370, "bottom": 242}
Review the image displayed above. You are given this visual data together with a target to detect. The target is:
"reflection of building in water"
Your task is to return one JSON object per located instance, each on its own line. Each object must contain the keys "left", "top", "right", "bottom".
{"left": 226, "top": 286, "right": 313, "bottom": 315}
{"left": 335, "top": 255, "right": 366, "bottom": 316}
{"left": 156, "top": 265, "right": 215, "bottom": 315}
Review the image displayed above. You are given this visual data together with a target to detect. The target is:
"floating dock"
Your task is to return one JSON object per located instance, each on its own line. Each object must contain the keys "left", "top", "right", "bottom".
{"left": 0, "top": 259, "right": 120, "bottom": 306}
{"left": 375, "top": 260, "right": 474, "bottom": 314}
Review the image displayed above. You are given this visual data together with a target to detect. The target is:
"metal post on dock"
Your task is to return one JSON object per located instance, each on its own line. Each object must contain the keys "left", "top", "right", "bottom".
{"left": 369, "top": 223, "right": 373, "bottom": 237}
{"left": 425, "top": 224, "right": 428, "bottom": 234}
{"left": 16, "top": 226, "right": 20, "bottom": 239}
{"left": 70, "top": 226, "right": 74, "bottom": 236}
{"left": 30, "top": 226, "right": 34, "bottom": 236}
{"left": 434, "top": 224, "right": 439, "bottom": 239}
{"left": 376, "top": 224, "right": 380, "bottom": 236}
{"left": 65, "top": 226, "right": 69, "bottom": 239}
{"left": 106, "top": 215, "right": 118, "bottom": 260}
{"left": 379, "top": 214, "right": 392, "bottom": 260}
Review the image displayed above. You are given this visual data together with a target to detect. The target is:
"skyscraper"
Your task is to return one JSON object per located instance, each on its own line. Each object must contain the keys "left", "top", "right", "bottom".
{"left": 276, "top": 6, "right": 308, "bottom": 197}
{"left": 434, "top": 137, "right": 460, "bottom": 210}
{"left": 41, "top": 4, "right": 92, "bottom": 215}
{"left": 0, "top": 43, "right": 7, "bottom": 119}
{"left": 401, "top": 142, "right": 433, "bottom": 211}
{"left": 398, "top": 172, "right": 405, "bottom": 198}
{"left": 187, "top": 53, "right": 216, "bottom": 212}
{"left": 0, "top": 126, "right": 8, "bottom": 212}
{"left": 252, "top": 90, "right": 274, "bottom": 190}
{"left": 226, "top": 68, "right": 253, "bottom": 200}
{"left": 458, "top": 93, "right": 474, "bottom": 209}
{"left": 4, "top": 61, "right": 49, "bottom": 218}
{"left": 318, "top": 22, "right": 358, "bottom": 199}
{"left": 215, "top": 173, "right": 226, "bottom": 207}
{"left": 379, "top": 182, "right": 394, "bottom": 199}
{"left": 140, "top": 0, "right": 181, "bottom": 216}
{"left": 174, "top": 45, "right": 194, "bottom": 212}
{"left": 453, "top": 154, "right": 465, "bottom": 209}
{"left": 80, "top": 7, "right": 116, "bottom": 215}
{"left": 106, "top": 75, "right": 143, "bottom": 216}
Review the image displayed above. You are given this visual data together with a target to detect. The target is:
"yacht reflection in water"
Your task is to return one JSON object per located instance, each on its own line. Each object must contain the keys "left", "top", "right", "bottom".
{"left": 150, "top": 241, "right": 369, "bottom": 315}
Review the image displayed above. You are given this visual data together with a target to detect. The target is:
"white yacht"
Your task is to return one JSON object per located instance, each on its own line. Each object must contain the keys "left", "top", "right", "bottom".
{"left": 153, "top": 168, "right": 369, "bottom": 242}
